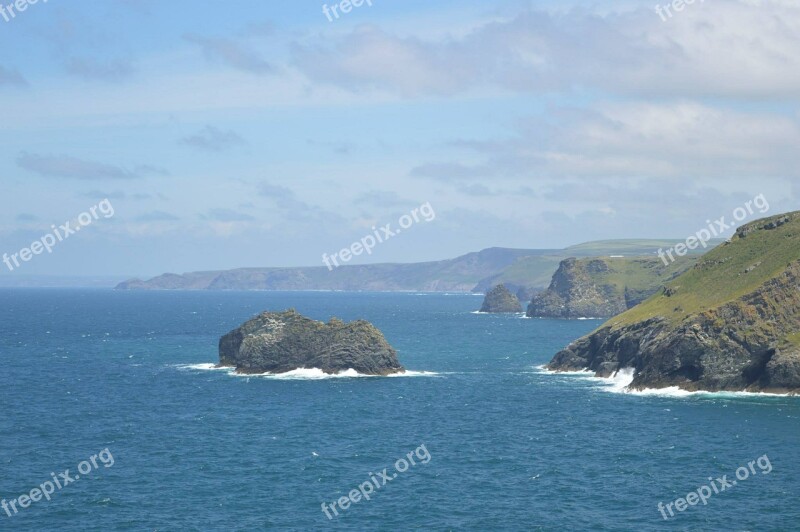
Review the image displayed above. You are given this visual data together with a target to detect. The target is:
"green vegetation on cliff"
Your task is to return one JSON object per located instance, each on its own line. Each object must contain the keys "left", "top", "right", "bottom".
{"left": 549, "top": 212, "right": 800, "bottom": 394}
{"left": 527, "top": 255, "right": 696, "bottom": 318}
{"left": 473, "top": 239, "right": 713, "bottom": 294}
{"left": 612, "top": 214, "right": 799, "bottom": 328}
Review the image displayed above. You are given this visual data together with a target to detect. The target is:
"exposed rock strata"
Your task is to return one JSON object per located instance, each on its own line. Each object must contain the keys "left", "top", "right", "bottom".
{"left": 219, "top": 309, "right": 404, "bottom": 376}
{"left": 547, "top": 213, "right": 800, "bottom": 394}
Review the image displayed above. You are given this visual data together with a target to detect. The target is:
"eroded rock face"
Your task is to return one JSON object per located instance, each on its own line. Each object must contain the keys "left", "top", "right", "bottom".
{"left": 219, "top": 309, "right": 404, "bottom": 375}
{"left": 527, "top": 258, "right": 627, "bottom": 318}
{"left": 480, "top": 284, "right": 522, "bottom": 313}
{"left": 527, "top": 256, "right": 696, "bottom": 319}
{"left": 547, "top": 261, "right": 800, "bottom": 394}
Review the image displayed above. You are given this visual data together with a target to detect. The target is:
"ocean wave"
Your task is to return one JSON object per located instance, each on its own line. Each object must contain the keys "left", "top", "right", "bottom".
{"left": 175, "top": 363, "right": 231, "bottom": 372}
{"left": 173, "top": 364, "right": 439, "bottom": 380}
{"left": 471, "top": 311, "right": 528, "bottom": 317}
{"left": 549, "top": 366, "right": 795, "bottom": 398}
{"left": 387, "top": 370, "right": 441, "bottom": 378}
{"left": 534, "top": 364, "right": 594, "bottom": 376}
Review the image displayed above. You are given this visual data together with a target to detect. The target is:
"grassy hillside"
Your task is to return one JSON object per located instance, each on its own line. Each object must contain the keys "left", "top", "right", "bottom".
{"left": 589, "top": 255, "right": 697, "bottom": 302}
{"left": 475, "top": 239, "right": 714, "bottom": 293}
{"left": 549, "top": 212, "right": 800, "bottom": 393}
{"left": 564, "top": 239, "right": 715, "bottom": 254}
{"left": 526, "top": 255, "right": 696, "bottom": 318}
{"left": 610, "top": 213, "right": 800, "bottom": 328}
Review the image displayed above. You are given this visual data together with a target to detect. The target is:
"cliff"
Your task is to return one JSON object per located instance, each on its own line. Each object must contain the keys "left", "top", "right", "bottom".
{"left": 527, "top": 256, "right": 695, "bottom": 318}
{"left": 547, "top": 212, "right": 800, "bottom": 394}
{"left": 219, "top": 309, "right": 404, "bottom": 376}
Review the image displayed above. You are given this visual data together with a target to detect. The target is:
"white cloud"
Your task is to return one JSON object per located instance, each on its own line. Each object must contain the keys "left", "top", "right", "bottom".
{"left": 292, "top": 1, "right": 800, "bottom": 99}
{"left": 412, "top": 102, "right": 800, "bottom": 181}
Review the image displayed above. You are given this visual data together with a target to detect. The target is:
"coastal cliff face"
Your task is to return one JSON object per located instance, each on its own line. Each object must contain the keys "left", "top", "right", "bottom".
{"left": 548, "top": 212, "right": 800, "bottom": 394}
{"left": 219, "top": 309, "right": 404, "bottom": 375}
{"left": 527, "top": 256, "right": 694, "bottom": 319}
{"left": 527, "top": 258, "right": 624, "bottom": 318}
{"left": 480, "top": 284, "right": 522, "bottom": 313}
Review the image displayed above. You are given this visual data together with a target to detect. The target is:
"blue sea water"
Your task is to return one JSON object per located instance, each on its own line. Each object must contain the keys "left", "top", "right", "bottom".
{"left": 1, "top": 289, "right": 799, "bottom": 531}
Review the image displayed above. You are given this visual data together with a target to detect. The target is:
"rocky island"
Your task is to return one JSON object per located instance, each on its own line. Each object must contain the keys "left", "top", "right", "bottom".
{"left": 547, "top": 212, "right": 800, "bottom": 394}
{"left": 480, "top": 284, "right": 523, "bottom": 313}
{"left": 219, "top": 309, "right": 405, "bottom": 376}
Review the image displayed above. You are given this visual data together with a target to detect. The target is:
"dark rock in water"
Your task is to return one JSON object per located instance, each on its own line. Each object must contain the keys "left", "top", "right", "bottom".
{"left": 219, "top": 309, "right": 404, "bottom": 375}
{"left": 480, "top": 284, "right": 522, "bottom": 313}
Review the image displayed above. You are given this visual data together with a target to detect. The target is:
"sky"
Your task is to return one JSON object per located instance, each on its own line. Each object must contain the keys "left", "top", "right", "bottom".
{"left": 0, "top": 0, "right": 798, "bottom": 278}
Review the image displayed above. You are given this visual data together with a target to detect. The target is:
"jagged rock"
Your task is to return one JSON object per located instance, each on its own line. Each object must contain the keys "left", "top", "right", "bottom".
{"left": 219, "top": 309, "right": 404, "bottom": 375}
{"left": 480, "top": 284, "right": 522, "bottom": 313}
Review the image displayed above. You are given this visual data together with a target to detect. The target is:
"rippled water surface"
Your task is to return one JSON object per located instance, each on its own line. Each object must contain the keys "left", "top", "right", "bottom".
{"left": 1, "top": 289, "right": 798, "bottom": 530}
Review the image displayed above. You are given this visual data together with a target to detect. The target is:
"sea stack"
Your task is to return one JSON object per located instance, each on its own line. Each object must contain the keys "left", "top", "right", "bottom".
{"left": 480, "top": 284, "right": 523, "bottom": 313}
{"left": 219, "top": 309, "right": 404, "bottom": 375}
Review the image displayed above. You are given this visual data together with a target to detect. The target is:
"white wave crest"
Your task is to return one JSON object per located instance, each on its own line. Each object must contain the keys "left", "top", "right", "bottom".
{"left": 175, "top": 363, "right": 231, "bottom": 372}
{"left": 534, "top": 364, "right": 595, "bottom": 376}
{"left": 387, "top": 370, "right": 441, "bottom": 378}
{"left": 173, "top": 364, "right": 439, "bottom": 380}
{"left": 571, "top": 367, "right": 794, "bottom": 398}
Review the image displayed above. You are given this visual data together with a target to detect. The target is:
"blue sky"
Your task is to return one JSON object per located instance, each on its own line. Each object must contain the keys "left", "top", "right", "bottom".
{"left": 0, "top": 0, "right": 798, "bottom": 277}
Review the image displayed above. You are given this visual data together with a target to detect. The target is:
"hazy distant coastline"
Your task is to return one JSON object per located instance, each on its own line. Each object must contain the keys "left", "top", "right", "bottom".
{"left": 114, "top": 239, "right": 717, "bottom": 293}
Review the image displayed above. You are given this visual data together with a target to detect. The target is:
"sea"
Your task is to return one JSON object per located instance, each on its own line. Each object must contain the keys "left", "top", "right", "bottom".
{"left": 1, "top": 289, "right": 798, "bottom": 531}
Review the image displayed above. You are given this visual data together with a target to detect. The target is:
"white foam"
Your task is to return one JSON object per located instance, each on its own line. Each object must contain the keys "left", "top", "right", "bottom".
{"left": 242, "top": 368, "right": 369, "bottom": 380}
{"left": 387, "top": 370, "right": 441, "bottom": 378}
{"left": 472, "top": 311, "right": 529, "bottom": 317}
{"left": 534, "top": 364, "right": 594, "bottom": 375}
{"left": 175, "top": 363, "right": 231, "bottom": 371}
{"left": 174, "top": 364, "right": 439, "bottom": 380}
{"left": 565, "top": 367, "right": 795, "bottom": 398}
{"left": 604, "top": 367, "right": 636, "bottom": 393}
{"left": 621, "top": 385, "right": 792, "bottom": 398}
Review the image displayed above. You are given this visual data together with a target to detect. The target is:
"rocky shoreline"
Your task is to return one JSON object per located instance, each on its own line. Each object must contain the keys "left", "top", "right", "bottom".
{"left": 547, "top": 213, "right": 800, "bottom": 395}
